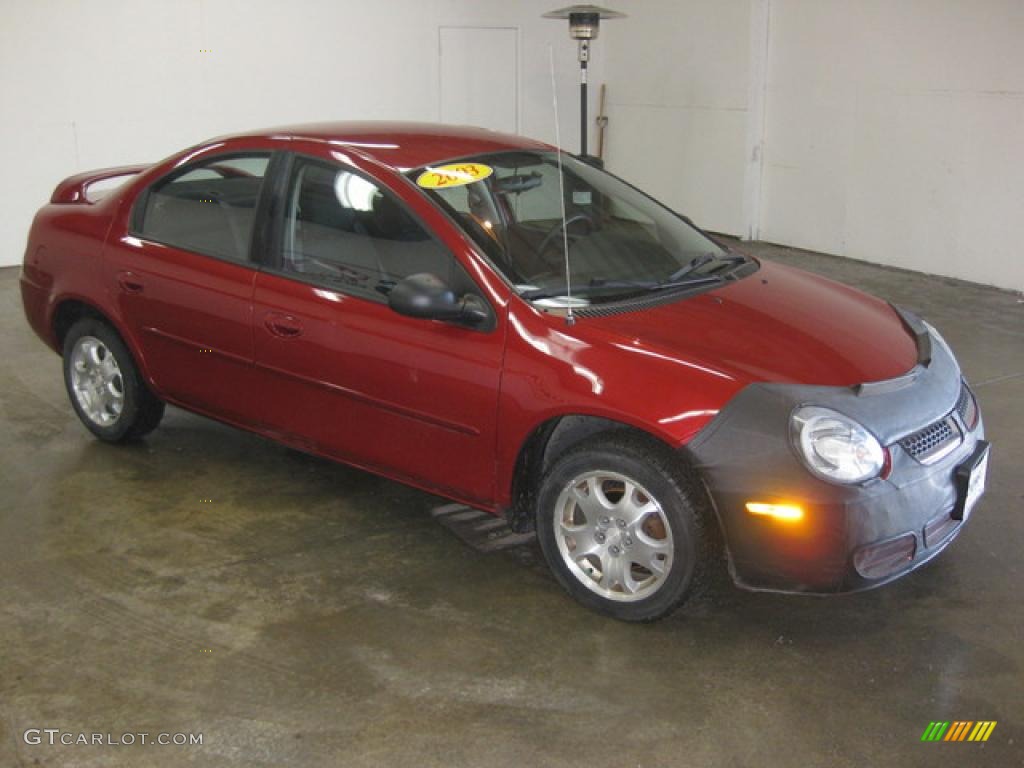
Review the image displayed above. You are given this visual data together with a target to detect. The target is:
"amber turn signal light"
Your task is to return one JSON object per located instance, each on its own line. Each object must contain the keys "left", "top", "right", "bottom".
{"left": 745, "top": 502, "right": 804, "bottom": 522}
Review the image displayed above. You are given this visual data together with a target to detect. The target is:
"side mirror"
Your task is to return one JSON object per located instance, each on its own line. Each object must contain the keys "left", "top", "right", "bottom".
{"left": 387, "top": 273, "right": 488, "bottom": 326}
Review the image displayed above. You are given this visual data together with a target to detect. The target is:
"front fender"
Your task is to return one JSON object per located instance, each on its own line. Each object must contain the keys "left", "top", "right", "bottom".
{"left": 493, "top": 301, "right": 745, "bottom": 508}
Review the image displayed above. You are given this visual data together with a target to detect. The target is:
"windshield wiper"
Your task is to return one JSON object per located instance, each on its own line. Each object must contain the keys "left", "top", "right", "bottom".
{"left": 519, "top": 279, "right": 652, "bottom": 301}
{"left": 649, "top": 274, "right": 728, "bottom": 292}
{"left": 520, "top": 253, "right": 749, "bottom": 301}
{"left": 662, "top": 252, "right": 746, "bottom": 285}
{"left": 521, "top": 275, "right": 720, "bottom": 301}
{"left": 647, "top": 252, "right": 748, "bottom": 292}
{"left": 664, "top": 252, "right": 716, "bottom": 283}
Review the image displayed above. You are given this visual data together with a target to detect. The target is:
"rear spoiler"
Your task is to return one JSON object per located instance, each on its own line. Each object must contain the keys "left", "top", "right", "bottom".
{"left": 50, "top": 164, "right": 151, "bottom": 204}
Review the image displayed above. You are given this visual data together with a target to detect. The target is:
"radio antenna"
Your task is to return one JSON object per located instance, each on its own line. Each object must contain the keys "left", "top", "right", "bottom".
{"left": 548, "top": 45, "right": 576, "bottom": 326}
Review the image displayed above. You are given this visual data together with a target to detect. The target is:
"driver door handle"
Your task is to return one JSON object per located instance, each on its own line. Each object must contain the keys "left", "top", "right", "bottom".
{"left": 264, "top": 312, "right": 303, "bottom": 338}
{"left": 117, "top": 271, "right": 144, "bottom": 294}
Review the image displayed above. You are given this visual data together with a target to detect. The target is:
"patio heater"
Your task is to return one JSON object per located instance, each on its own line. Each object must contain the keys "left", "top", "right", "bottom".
{"left": 542, "top": 4, "right": 625, "bottom": 160}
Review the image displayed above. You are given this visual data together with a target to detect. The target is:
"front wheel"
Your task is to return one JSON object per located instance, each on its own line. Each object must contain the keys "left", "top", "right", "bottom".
{"left": 536, "top": 433, "right": 714, "bottom": 621}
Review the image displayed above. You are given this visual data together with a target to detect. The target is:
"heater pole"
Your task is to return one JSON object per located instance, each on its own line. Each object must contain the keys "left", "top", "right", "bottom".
{"left": 580, "top": 65, "right": 588, "bottom": 156}
{"left": 544, "top": 6, "right": 625, "bottom": 158}
{"left": 579, "top": 39, "right": 590, "bottom": 157}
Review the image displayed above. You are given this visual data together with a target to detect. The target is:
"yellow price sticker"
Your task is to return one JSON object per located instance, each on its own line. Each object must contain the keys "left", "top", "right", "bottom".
{"left": 416, "top": 163, "right": 493, "bottom": 189}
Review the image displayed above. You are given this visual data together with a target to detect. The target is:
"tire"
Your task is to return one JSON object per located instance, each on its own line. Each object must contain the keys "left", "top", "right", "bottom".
{"left": 535, "top": 432, "right": 714, "bottom": 622}
{"left": 62, "top": 318, "right": 165, "bottom": 442}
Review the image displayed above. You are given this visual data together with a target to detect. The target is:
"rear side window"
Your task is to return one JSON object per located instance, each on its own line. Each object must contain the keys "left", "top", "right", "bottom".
{"left": 133, "top": 154, "right": 270, "bottom": 262}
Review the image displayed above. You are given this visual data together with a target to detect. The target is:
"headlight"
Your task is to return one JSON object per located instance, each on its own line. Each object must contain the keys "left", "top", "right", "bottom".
{"left": 790, "top": 406, "right": 885, "bottom": 484}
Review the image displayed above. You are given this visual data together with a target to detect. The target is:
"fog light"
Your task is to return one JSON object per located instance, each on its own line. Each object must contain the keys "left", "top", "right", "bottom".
{"left": 745, "top": 502, "right": 804, "bottom": 522}
{"left": 853, "top": 533, "right": 916, "bottom": 579}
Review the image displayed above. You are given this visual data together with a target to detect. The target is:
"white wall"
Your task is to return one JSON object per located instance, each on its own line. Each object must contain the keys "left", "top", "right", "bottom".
{"left": 0, "top": 0, "right": 602, "bottom": 267}
{"left": 760, "top": 0, "right": 1024, "bottom": 291}
{"left": 603, "top": 0, "right": 754, "bottom": 236}
{"left": 603, "top": 0, "right": 1024, "bottom": 292}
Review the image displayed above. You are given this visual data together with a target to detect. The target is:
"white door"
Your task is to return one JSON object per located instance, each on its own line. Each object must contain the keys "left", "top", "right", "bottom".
{"left": 439, "top": 26, "right": 518, "bottom": 134}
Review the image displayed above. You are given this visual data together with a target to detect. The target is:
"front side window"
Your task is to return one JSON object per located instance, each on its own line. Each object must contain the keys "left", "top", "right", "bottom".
{"left": 279, "top": 158, "right": 457, "bottom": 299}
{"left": 413, "top": 151, "right": 755, "bottom": 306}
{"left": 135, "top": 154, "right": 270, "bottom": 262}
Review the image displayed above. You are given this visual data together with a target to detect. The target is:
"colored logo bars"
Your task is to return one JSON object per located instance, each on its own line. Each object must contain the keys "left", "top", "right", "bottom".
{"left": 921, "top": 721, "right": 997, "bottom": 742}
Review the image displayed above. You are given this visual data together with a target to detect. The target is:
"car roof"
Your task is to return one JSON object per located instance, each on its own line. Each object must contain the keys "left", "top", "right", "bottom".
{"left": 224, "top": 121, "right": 553, "bottom": 172}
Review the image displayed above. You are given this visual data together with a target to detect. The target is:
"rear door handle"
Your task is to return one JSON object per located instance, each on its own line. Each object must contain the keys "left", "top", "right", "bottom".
{"left": 117, "top": 271, "right": 144, "bottom": 294}
{"left": 264, "top": 312, "right": 303, "bottom": 338}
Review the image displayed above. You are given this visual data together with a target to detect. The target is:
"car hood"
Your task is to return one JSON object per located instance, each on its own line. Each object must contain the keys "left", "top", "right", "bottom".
{"left": 584, "top": 259, "right": 919, "bottom": 387}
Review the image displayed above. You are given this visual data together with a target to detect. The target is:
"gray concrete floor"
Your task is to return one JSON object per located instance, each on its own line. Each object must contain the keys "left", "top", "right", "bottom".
{"left": 1, "top": 245, "right": 1022, "bottom": 768}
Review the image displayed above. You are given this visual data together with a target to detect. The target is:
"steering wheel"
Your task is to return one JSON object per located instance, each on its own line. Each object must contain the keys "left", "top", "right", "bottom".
{"left": 536, "top": 213, "right": 594, "bottom": 256}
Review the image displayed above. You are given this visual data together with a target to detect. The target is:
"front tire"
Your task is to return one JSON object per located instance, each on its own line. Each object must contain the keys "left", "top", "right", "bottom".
{"left": 63, "top": 318, "right": 164, "bottom": 442}
{"left": 536, "top": 433, "right": 713, "bottom": 622}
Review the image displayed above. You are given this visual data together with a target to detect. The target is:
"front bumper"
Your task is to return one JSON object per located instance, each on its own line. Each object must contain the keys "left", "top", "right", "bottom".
{"left": 686, "top": 312, "right": 988, "bottom": 594}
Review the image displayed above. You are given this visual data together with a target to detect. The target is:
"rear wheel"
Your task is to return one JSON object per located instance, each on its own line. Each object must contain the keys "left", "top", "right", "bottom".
{"left": 63, "top": 318, "right": 164, "bottom": 442}
{"left": 536, "top": 433, "right": 713, "bottom": 621}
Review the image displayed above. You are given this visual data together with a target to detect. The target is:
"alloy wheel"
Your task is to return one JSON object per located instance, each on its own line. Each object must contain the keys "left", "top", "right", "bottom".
{"left": 554, "top": 470, "right": 674, "bottom": 602}
{"left": 69, "top": 336, "right": 124, "bottom": 427}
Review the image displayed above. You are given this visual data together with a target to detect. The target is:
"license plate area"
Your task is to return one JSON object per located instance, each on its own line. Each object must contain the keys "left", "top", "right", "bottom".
{"left": 952, "top": 441, "right": 990, "bottom": 521}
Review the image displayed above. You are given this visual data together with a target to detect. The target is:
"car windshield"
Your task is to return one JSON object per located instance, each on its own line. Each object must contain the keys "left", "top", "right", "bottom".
{"left": 410, "top": 151, "right": 750, "bottom": 305}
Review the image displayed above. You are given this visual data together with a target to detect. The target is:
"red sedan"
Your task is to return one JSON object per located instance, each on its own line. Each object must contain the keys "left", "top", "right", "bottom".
{"left": 20, "top": 122, "right": 988, "bottom": 620}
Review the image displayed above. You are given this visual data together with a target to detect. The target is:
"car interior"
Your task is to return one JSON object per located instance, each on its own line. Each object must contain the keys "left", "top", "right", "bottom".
{"left": 140, "top": 167, "right": 266, "bottom": 263}
{"left": 282, "top": 162, "right": 454, "bottom": 294}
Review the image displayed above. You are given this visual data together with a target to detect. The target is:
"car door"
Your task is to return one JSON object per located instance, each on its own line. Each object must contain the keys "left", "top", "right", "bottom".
{"left": 104, "top": 152, "right": 274, "bottom": 423}
{"left": 251, "top": 153, "right": 505, "bottom": 504}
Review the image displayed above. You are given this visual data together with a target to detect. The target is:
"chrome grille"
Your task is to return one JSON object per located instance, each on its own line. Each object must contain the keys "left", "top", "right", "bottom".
{"left": 900, "top": 415, "right": 961, "bottom": 464}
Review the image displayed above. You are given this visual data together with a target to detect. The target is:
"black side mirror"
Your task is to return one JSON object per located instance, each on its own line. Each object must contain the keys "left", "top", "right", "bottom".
{"left": 388, "top": 273, "right": 488, "bottom": 326}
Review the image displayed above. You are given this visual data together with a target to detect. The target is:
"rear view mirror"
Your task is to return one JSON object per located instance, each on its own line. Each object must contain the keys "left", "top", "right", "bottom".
{"left": 495, "top": 172, "right": 543, "bottom": 194}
